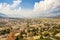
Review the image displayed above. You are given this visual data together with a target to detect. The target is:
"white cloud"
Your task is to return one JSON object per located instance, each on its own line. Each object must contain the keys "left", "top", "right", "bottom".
{"left": 0, "top": 3, "right": 3, "bottom": 9}
{"left": 33, "top": 0, "right": 60, "bottom": 17}
{"left": 11, "top": 0, "right": 21, "bottom": 8}
{"left": 0, "top": 0, "right": 22, "bottom": 17}
{"left": 0, "top": 0, "right": 60, "bottom": 18}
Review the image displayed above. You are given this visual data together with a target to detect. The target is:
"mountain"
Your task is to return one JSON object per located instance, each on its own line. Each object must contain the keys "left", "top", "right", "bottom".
{"left": 53, "top": 15, "right": 60, "bottom": 18}
{"left": 0, "top": 13, "right": 7, "bottom": 18}
{"left": 47, "top": 15, "right": 60, "bottom": 18}
{"left": 0, "top": 13, "right": 25, "bottom": 19}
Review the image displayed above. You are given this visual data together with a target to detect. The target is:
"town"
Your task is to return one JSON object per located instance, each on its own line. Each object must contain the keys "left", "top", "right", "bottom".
{"left": 0, "top": 18, "right": 60, "bottom": 40}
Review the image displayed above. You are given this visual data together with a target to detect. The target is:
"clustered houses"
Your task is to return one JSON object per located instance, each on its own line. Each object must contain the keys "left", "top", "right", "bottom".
{"left": 0, "top": 18, "right": 60, "bottom": 40}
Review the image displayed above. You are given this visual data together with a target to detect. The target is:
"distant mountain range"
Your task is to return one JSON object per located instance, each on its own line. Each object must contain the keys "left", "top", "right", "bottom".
{"left": 0, "top": 13, "right": 60, "bottom": 18}
{"left": 0, "top": 13, "right": 25, "bottom": 18}
{"left": 0, "top": 13, "right": 7, "bottom": 18}
{"left": 50, "top": 15, "right": 60, "bottom": 18}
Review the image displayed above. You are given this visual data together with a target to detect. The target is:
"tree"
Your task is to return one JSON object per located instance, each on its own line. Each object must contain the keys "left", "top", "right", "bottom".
{"left": 7, "top": 32, "right": 15, "bottom": 40}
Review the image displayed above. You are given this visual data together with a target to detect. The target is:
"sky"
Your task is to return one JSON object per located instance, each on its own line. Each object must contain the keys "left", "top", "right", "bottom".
{"left": 0, "top": 0, "right": 60, "bottom": 18}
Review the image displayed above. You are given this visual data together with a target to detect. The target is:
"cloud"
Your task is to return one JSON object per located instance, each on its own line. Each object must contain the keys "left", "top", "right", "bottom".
{"left": 0, "top": 0, "right": 60, "bottom": 18}
{"left": 0, "top": 0, "right": 22, "bottom": 17}
{"left": 11, "top": 0, "right": 21, "bottom": 8}
{"left": 17, "top": 0, "right": 60, "bottom": 18}
{"left": 33, "top": 0, "right": 60, "bottom": 17}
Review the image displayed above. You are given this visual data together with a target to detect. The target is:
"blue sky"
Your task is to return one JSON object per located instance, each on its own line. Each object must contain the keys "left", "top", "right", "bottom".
{"left": 0, "top": 0, "right": 40, "bottom": 9}
{"left": 20, "top": 0, "right": 40, "bottom": 9}
{"left": 0, "top": 0, "right": 13, "bottom": 4}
